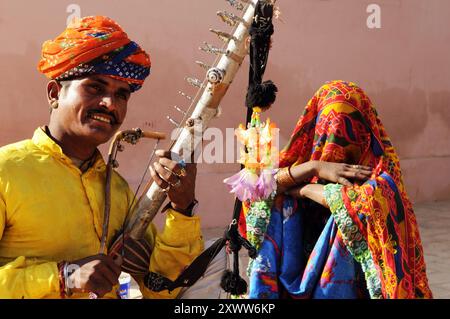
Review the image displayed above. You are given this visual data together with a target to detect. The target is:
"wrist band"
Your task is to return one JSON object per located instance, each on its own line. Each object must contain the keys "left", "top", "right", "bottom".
{"left": 276, "top": 166, "right": 298, "bottom": 189}
{"left": 57, "top": 261, "right": 67, "bottom": 299}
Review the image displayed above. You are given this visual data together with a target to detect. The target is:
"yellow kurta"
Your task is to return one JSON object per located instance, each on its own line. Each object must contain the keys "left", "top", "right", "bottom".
{"left": 0, "top": 128, "right": 204, "bottom": 299}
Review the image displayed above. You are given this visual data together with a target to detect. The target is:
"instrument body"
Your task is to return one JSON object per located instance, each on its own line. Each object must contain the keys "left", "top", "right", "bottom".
{"left": 124, "top": 0, "right": 259, "bottom": 240}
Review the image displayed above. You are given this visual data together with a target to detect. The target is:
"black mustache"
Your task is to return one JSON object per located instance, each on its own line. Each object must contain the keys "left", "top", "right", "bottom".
{"left": 87, "top": 109, "right": 118, "bottom": 124}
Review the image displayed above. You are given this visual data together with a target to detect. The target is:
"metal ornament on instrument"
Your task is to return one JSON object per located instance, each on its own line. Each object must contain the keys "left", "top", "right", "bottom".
{"left": 207, "top": 67, "right": 225, "bottom": 84}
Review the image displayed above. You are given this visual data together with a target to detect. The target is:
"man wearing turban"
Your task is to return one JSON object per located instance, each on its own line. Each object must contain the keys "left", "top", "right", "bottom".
{"left": 0, "top": 16, "right": 217, "bottom": 299}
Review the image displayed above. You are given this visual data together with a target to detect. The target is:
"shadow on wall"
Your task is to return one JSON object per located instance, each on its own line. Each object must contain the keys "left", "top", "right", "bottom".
{"left": 428, "top": 91, "right": 450, "bottom": 124}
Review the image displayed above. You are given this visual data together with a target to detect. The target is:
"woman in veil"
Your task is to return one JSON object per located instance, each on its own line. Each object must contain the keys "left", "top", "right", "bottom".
{"left": 243, "top": 80, "right": 432, "bottom": 299}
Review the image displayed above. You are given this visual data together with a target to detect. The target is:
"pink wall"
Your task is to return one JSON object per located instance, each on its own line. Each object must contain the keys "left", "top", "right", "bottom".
{"left": 1, "top": 0, "right": 449, "bottom": 228}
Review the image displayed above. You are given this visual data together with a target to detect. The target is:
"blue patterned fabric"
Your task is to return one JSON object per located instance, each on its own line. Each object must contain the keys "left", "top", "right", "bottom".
{"left": 248, "top": 197, "right": 370, "bottom": 299}
{"left": 56, "top": 42, "right": 150, "bottom": 92}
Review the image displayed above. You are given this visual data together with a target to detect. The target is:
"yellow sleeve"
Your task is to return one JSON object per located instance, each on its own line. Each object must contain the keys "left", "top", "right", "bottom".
{"left": 0, "top": 257, "right": 60, "bottom": 299}
{"left": 140, "top": 209, "right": 204, "bottom": 299}
{"left": 0, "top": 195, "right": 60, "bottom": 299}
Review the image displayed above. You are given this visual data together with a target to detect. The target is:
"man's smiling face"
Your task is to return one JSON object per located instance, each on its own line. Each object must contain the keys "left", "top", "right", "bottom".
{"left": 50, "top": 75, "right": 132, "bottom": 146}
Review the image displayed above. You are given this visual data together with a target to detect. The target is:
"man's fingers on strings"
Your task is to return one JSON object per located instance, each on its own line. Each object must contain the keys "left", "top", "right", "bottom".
{"left": 153, "top": 162, "right": 180, "bottom": 185}
{"left": 155, "top": 149, "right": 185, "bottom": 162}
{"left": 149, "top": 165, "right": 169, "bottom": 190}
{"left": 158, "top": 157, "right": 186, "bottom": 177}
{"left": 155, "top": 149, "right": 171, "bottom": 159}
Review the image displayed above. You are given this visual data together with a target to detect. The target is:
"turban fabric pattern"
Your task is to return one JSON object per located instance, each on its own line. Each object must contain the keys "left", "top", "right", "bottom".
{"left": 37, "top": 16, "right": 150, "bottom": 92}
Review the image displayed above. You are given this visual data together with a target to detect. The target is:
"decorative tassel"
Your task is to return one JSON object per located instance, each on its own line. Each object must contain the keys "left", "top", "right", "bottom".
{"left": 220, "top": 222, "right": 258, "bottom": 296}
{"left": 221, "top": 269, "right": 248, "bottom": 295}
{"left": 245, "top": 80, "right": 278, "bottom": 109}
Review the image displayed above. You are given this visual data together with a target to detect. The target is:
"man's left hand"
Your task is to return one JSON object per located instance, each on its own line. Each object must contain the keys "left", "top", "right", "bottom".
{"left": 149, "top": 149, "right": 196, "bottom": 213}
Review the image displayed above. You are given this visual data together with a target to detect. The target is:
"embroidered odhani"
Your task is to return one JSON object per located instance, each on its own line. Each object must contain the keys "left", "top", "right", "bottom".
{"left": 243, "top": 80, "right": 432, "bottom": 299}
{"left": 324, "top": 183, "right": 382, "bottom": 298}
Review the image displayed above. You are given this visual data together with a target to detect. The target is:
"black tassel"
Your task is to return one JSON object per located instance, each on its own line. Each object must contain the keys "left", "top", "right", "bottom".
{"left": 220, "top": 270, "right": 248, "bottom": 295}
{"left": 220, "top": 225, "right": 253, "bottom": 296}
{"left": 245, "top": 80, "right": 278, "bottom": 109}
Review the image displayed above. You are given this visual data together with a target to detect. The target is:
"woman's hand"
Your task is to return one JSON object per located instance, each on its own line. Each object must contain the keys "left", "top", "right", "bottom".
{"left": 288, "top": 184, "right": 329, "bottom": 208}
{"left": 311, "top": 161, "right": 373, "bottom": 186}
{"left": 277, "top": 161, "right": 373, "bottom": 193}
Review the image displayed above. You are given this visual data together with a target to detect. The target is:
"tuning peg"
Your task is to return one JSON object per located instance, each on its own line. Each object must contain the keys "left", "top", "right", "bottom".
{"left": 167, "top": 116, "right": 180, "bottom": 127}
{"left": 217, "top": 11, "right": 248, "bottom": 27}
{"left": 116, "top": 143, "right": 124, "bottom": 152}
{"left": 178, "top": 91, "right": 193, "bottom": 101}
{"left": 225, "top": 0, "right": 244, "bottom": 11}
{"left": 195, "top": 60, "right": 212, "bottom": 71}
{"left": 185, "top": 77, "right": 204, "bottom": 89}
{"left": 123, "top": 133, "right": 139, "bottom": 145}
{"left": 199, "top": 42, "right": 227, "bottom": 55}
{"left": 209, "top": 29, "right": 239, "bottom": 43}
{"left": 173, "top": 105, "right": 187, "bottom": 116}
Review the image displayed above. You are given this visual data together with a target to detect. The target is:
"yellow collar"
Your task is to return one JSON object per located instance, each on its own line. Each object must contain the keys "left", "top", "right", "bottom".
{"left": 31, "top": 127, "right": 106, "bottom": 172}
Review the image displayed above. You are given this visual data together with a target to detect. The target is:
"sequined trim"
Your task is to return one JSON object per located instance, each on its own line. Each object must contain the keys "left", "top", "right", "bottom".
{"left": 324, "top": 183, "right": 383, "bottom": 299}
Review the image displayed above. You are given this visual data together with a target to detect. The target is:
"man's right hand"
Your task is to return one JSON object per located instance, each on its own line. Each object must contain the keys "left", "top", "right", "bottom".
{"left": 67, "top": 254, "right": 122, "bottom": 297}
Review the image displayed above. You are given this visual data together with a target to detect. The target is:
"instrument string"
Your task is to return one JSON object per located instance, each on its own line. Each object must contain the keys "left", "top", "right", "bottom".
{"left": 121, "top": 138, "right": 161, "bottom": 258}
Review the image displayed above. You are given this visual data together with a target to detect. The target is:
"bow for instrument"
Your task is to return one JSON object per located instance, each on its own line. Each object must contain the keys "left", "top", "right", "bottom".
{"left": 99, "top": 128, "right": 166, "bottom": 254}
{"left": 87, "top": 128, "right": 165, "bottom": 299}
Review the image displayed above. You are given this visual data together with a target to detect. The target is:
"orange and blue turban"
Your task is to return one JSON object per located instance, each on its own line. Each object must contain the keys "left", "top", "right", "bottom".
{"left": 37, "top": 16, "right": 151, "bottom": 92}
